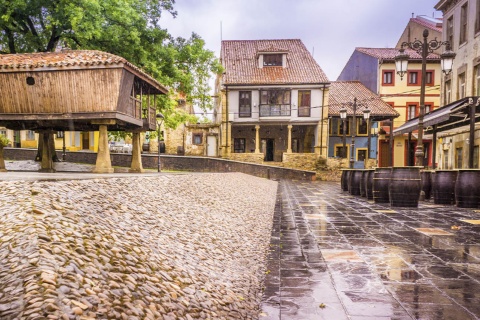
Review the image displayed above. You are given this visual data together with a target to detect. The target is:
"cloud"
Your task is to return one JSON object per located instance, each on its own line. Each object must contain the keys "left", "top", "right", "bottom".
{"left": 162, "top": 0, "right": 441, "bottom": 80}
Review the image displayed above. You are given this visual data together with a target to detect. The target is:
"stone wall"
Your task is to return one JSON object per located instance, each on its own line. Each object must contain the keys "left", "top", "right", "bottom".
{"left": 282, "top": 153, "right": 318, "bottom": 171}
{"left": 229, "top": 153, "right": 264, "bottom": 164}
{"left": 3, "top": 148, "right": 316, "bottom": 181}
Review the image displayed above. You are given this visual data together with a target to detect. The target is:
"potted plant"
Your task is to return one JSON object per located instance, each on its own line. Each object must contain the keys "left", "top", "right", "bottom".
{"left": 0, "top": 134, "right": 9, "bottom": 171}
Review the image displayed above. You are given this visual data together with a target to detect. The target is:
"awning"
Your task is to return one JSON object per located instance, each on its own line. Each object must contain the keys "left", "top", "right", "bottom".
{"left": 393, "top": 97, "right": 473, "bottom": 136}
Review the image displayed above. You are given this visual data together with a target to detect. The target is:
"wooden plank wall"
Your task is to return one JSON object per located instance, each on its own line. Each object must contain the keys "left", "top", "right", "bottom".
{"left": 0, "top": 68, "right": 123, "bottom": 114}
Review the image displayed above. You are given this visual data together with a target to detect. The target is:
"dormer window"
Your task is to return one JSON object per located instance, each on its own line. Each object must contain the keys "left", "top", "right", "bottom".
{"left": 263, "top": 54, "right": 283, "bottom": 66}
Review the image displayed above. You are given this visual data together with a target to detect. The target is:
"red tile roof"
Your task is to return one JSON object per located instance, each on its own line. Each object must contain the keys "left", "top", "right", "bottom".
{"left": 329, "top": 81, "right": 399, "bottom": 118}
{"left": 221, "top": 39, "right": 329, "bottom": 85}
{"left": 356, "top": 47, "right": 441, "bottom": 61}
{"left": 0, "top": 50, "right": 168, "bottom": 93}
{"left": 411, "top": 16, "right": 443, "bottom": 33}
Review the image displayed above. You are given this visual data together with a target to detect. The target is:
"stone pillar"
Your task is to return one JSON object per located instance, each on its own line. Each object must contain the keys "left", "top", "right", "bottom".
{"left": 93, "top": 125, "right": 114, "bottom": 173}
{"left": 287, "top": 125, "right": 293, "bottom": 153}
{"left": 0, "top": 146, "right": 6, "bottom": 172}
{"left": 255, "top": 125, "right": 261, "bottom": 153}
{"left": 39, "top": 132, "right": 55, "bottom": 172}
{"left": 129, "top": 132, "right": 144, "bottom": 173}
{"left": 226, "top": 121, "right": 232, "bottom": 157}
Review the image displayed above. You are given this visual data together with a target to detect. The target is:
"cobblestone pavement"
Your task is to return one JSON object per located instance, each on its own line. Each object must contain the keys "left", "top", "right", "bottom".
{"left": 0, "top": 169, "right": 277, "bottom": 319}
{"left": 261, "top": 179, "right": 480, "bottom": 320}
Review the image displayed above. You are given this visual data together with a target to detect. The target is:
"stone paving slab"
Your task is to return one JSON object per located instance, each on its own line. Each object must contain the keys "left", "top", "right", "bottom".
{"left": 261, "top": 179, "right": 480, "bottom": 319}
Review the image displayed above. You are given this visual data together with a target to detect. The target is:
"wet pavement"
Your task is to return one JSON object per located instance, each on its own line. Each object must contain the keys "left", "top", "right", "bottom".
{"left": 261, "top": 179, "right": 480, "bottom": 320}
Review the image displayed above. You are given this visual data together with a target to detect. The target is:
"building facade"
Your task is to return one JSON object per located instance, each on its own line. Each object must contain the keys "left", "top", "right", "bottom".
{"left": 215, "top": 39, "right": 330, "bottom": 170}
{"left": 433, "top": 0, "right": 480, "bottom": 169}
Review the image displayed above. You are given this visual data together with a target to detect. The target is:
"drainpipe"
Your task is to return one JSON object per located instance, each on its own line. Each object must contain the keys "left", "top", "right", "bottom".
{"left": 319, "top": 84, "right": 326, "bottom": 156}
{"left": 225, "top": 86, "right": 229, "bottom": 156}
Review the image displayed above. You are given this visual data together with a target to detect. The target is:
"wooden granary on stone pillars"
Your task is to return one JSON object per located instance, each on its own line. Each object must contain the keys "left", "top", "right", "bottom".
{"left": 0, "top": 50, "right": 168, "bottom": 173}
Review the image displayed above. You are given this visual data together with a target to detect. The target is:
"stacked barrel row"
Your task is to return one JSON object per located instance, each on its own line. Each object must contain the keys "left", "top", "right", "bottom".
{"left": 341, "top": 168, "right": 480, "bottom": 208}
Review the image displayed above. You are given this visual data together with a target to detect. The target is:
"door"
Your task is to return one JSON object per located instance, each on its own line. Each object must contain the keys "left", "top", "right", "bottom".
{"left": 82, "top": 132, "right": 90, "bottom": 150}
{"left": 13, "top": 131, "right": 21, "bottom": 148}
{"left": 206, "top": 135, "right": 217, "bottom": 157}
{"left": 379, "top": 141, "right": 391, "bottom": 167}
{"left": 262, "top": 138, "right": 274, "bottom": 161}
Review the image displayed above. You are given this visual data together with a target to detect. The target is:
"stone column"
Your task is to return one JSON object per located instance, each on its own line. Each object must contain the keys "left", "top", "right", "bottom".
{"left": 0, "top": 146, "right": 6, "bottom": 172}
{"left": 287, "top": 125, "right": 293, "bottom": 153}
{"left": 226, "top": 120, "right": 232, "bottom": 157}
{"left": 39, "top": 132, "right": 55, "bottom": 172}
{"left": 129, "top": 132, "right": 144, "bottom": 173}
{"left": 255, "top": 125, "right": 261, "bottom": 153}
{"left": 93, "top": 124, "right": 114, "bottom": 173}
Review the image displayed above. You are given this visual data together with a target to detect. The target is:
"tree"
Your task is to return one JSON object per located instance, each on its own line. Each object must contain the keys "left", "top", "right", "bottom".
{"left": 0, "top": 0, "right": 222, "bottom": 128}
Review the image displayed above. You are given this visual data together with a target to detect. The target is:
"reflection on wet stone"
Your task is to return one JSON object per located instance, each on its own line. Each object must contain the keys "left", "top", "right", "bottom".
{"left": 261, "top": 179, "right": 480, "bottom": 319}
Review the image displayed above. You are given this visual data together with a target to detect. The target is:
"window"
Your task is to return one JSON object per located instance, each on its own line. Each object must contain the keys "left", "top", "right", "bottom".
{"left": 426, "top": 71, "right": 434, "bottom": 86}
{"left": 456, "top": 147, "right": 463, "bottom": 168}
{"left": 476, "top": 0, "right": 480, "bottom": 34}
{"left": 339, "top": 119, "right": 350, "bottom": 135}
{"left": 239, "top": 91, "right": 251, "bottom": 117}
{"left": 445, "top": 80, "right": 452, "bottom": 105}
{"left": 259, "top": 89, "right": 291, "bottom": 116}
{"left": 475, "top": 66, "right": 480, "bottom": 96}
{"left": 358, "top": 118, "right": 368, "bottom": 135}
{"left": 263, "top": 54, "right": 283, "bottom": 66}
{"left": 447, "top": 16, "right": 454, "bottom": 48}
{"left": 56, "top": 131, "right": 64, "bottom": 138}
{"left": 474, "top": 145, "right": 479, "bottom": 168}
{"left": 192, "top": 133, "right": 203, "bottom": 145}
{"left": 292, "top": 139, "right": 299, "bottom": 153}
{"left": 408, "top": 71, "right": 419, "bottom": 85}
{"left": 233, "top": 138, "right": 245, "bottom": 153}
{"left": 408, "top": 104, "right": 417, "bottom": 120}
{"left": 0, "top": 130, "right": 6, "bottom": 137}
{"left": 443, "top": 150, "right": 449, "bottom": 169}
{"left": 459, "top": 73, "right": 466, "bottom": 99}
{"left": 425, "top": 103, "right": 433, "bottom": 114}
{"left": 460, "top": 3, "right": 468, "bottom": 44}
{"left": 26, "top": 130, "right": 35, "bottom": 141}
{"left": 357, "top": 149, "right": 367, "bottom": 162}
{"left": 382, "top": 70, "right": 394, "bottom": 85}
{"left": 298, "top": 90, "right": 311, "bottom": 117}
{"left": 335, "top": 144, "right": 348, "bottom": 158}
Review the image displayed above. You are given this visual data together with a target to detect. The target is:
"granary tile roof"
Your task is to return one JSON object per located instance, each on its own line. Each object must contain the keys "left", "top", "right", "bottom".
{"left": 221, "top": 39, "right": 329, "bottom": 85}
{"left": 328, "top": 81, "right": 399, "bottom": 118}
{"left": 356, "top": 47, "right": 441, "bottom": 61}
{"left": 0, "top": 50, "right": 168, "bottom": 93}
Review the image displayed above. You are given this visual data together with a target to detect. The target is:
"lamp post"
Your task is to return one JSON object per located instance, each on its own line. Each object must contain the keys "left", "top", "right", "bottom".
{"left": 395, "top": 29, "right": 455, "bottom": 167}
{"left": 340, "top": 107, "right": 347, "bottom": 159}
{"left": 349, "top": 98, "right": 358, "bottom": 169}
{"left": 363, "top": 108, "right": 371, "bottom": 160}
{"left": 156, "top": 113, "right": 164, "bottom": 172}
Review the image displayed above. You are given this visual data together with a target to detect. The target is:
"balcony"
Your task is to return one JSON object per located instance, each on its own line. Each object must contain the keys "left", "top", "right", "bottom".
{"left": 260, "top": 104, "right": 291, "bottom": 117}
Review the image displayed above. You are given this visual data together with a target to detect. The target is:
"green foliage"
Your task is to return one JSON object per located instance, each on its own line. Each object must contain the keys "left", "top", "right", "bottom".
{"left": 0, "top": 0, "right": 223, "bottom": 130}
{"left": 0, "top": 134, "right": 10, "bottom": 147}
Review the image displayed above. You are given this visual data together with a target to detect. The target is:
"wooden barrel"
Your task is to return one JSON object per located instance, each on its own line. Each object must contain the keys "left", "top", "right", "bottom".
{"left": 365, "top": 169, "right": 375, "bottom": 200}
{"left": 420, "top": 170, "right": 433, "bottom": 200}
{"left": 373, "top": 167, "right": 391, "bottom": 203}
{"left": 389, "top": 167, "right": 421, "bottom": 207}
{"left": 455, "top": 170, "right": 480, "bottom": 208}
{"left": 432, "top": 170, "right": 458, "bottom": 205}
{"left": 360, "top": 170, "right": 368, "bottom": 197}
{"left": 349, "top": 170, "right": 363, "bottom": 196}
{"left": 340, "top": 169, "right": 351, "bottom": 191}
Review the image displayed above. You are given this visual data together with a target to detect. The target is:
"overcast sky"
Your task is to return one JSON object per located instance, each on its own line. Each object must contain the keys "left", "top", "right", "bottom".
{"left": 161, "top": 0, "right": 442, "bottom": 80}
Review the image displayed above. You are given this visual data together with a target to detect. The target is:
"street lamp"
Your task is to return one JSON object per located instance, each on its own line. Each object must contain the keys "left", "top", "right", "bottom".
{"left": 156, "top": 113, "right": 164, "bottom": 172}
{"left": 363, "top": 108, "right": 371, "bottom": 160}
{"left": 395, "top": 29, "right": 455, "bottom": 167}
{"left": 340, "top": 107, "right": 347, "bottom": 159}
